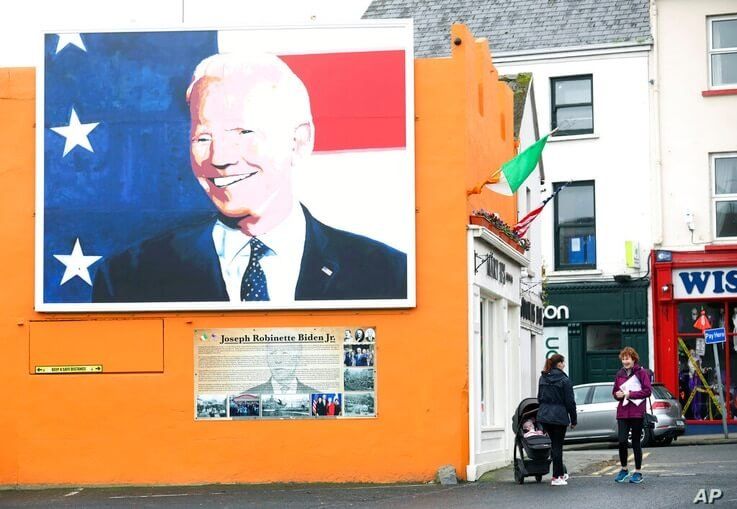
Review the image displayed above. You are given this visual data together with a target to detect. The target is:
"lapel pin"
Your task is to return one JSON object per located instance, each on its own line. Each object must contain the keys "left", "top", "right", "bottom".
{"left": 321, "top": 266, "right": 333, "bottom": 276}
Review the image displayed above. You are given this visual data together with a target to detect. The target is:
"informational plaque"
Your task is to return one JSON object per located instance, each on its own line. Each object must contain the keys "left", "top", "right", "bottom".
{"left": 194, "top": 327, "right": 377, "bottom": 420}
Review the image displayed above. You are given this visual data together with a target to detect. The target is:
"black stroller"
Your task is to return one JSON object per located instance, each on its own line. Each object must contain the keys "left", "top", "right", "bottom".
{"left": 512, "top": 397, "right": 564, "bottom": 484}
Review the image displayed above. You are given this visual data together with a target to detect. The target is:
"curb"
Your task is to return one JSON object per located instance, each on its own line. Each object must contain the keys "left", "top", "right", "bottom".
{"left": 670, "top": 438, "right": 737, "bottom": 447}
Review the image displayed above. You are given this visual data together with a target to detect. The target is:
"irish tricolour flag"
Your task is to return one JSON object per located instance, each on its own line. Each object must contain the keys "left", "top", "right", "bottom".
{"left": 489, "top": 134, "right": 550, "bottom": 195}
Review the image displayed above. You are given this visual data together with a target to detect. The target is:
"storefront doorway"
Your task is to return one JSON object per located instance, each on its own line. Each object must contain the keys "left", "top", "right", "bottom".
{"left": 584, "top": 324, "right": 623, "bottom": 383}
{"left": 544, "top": 280, "right": 649, "bottom": 385}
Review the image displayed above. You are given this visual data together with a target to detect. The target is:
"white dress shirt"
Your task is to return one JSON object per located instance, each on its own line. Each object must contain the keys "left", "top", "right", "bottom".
{"left": 211, "top": 203, "right": 306, "bottom": 303}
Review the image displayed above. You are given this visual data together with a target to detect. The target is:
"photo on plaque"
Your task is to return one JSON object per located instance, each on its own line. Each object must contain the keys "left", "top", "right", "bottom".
{"left": 344, "top": 392, "right": 376, "bottom": 417}
{"left": 261, "top": 394, "right": 312, "bottom": 418}
{"left": 343, "top": 344, "right": 375, "bottom": 367}
{"left": 311, "top": 393, "right": 342, "bottom": 416}
{"left": 228, "top": 392, "right": 261, "bottom": 418}
{"left": 344, "top": 368, "right": 375, "bottom": 392}
{"left": 196, "top": 394, "right": 227, "bottom": 419}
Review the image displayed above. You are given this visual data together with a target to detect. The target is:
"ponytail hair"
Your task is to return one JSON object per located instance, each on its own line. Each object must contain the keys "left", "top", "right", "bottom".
{"left": 542, "top": 354, "right": 565, "bottom": 374}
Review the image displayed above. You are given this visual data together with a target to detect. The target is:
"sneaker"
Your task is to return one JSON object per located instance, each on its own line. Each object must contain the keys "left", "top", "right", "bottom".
{"left": 614, "top": 469, "right": 630, "bottom": 483}
{"left": 563, "top": 473, "right": 570, "bottom": 481}
{"left": 629, "top": 472, "right": 643, "bottom": 484}
{"left": 551, "top": 477, "right": 568, "bottom": 486}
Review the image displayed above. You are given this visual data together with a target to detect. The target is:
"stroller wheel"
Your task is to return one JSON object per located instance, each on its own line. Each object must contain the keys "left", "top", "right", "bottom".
{"left": 535, "top": 475, "right": 542, "bottom": 483}
{"left": 514, "top": 464, "right": 524, "bottom": 484}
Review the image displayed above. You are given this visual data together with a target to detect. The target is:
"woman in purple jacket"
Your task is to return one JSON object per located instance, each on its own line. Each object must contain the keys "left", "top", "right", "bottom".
{"left": 611, "top": 346, "right": 652, "bottom": 484}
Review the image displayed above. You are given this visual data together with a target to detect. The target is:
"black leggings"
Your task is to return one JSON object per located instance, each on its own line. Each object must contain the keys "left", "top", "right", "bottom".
{"left": 542, "top": 423, "right": 567, "bottom": 478}
{"left": 617, "top": 418, "right": 643, "bottom": 470}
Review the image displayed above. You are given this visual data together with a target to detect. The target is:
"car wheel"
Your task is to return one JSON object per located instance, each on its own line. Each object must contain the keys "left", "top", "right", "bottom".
{"left": 627, "top": 426, "right": 652, "bottom": 448}
{"left": 657, "top": 436, "right": 673, "bottom": 446}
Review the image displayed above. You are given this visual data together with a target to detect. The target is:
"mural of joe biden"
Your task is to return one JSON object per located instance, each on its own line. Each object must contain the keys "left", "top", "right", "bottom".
{"left": 92, "top": 53, "right": 407, "bottom": 304}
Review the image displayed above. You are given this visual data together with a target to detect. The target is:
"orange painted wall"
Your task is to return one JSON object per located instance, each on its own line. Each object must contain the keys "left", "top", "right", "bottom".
{"left": 0, "top": 25, "right": 515, "bottom": 486}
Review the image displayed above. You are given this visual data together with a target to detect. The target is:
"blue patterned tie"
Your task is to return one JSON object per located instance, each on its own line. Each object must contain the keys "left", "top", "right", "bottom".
{"left": 240, "top": 238, "right": 271, "bottom": 301}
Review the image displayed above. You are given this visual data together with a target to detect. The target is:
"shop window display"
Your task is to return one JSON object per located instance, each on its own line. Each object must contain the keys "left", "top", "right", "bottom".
{"left": 728, "top": 304, "right": 737, "bottom": 420}
{"left": 677, "top": 302, "right": 732, "bottom": 421}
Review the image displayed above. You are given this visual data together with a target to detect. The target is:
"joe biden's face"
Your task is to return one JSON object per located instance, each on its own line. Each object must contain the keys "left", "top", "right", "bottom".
{"left": 189, "top": 76, "right": 300, "bottom": 231}
{"left": 266, "top": 343, "right": 301, "bottom": 384}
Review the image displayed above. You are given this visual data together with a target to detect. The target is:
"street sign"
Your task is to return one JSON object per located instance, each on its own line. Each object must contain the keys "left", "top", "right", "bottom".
{"left": 35, "top": 365, "right": 103, "bottom": 374}
{"left": 701, "top": 326, "right": 730, "bottom": 439}
{"left": 705, "top": 327, "right": 726, "bottom": 345}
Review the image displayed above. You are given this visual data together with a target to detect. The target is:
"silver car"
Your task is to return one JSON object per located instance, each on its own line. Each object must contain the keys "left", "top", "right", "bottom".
{"left": 565, "top": 382, "right": 687, "bottom": 447}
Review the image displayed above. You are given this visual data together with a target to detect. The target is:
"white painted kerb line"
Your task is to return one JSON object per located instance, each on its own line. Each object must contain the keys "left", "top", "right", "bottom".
{"left": 109, "top": 493, "right": 191, "bottom": 499}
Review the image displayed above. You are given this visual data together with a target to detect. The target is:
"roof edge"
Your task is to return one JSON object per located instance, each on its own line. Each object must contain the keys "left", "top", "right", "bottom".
{"left": 493, "top": 39, "right": 653, "bottom": 61}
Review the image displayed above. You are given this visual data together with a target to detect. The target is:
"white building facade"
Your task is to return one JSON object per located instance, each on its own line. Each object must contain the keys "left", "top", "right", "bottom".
{"left": 512, "top": 77, "right": 547, "bottom": 398}
{"left": 649, "top": 0, "right": 737, "bottom": 430}
{"left": 467, "top": 226, "right": 528, "bottom": 480}
{"left": 654, "top": 0, "right": 737, "bottom": 250}
{"left": 495, "top": 40, "right": 654, "bottom": 385}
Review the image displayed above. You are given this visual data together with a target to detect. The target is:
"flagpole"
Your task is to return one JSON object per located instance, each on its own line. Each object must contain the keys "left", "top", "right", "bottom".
{"left": 512, "top": 179, "right": 572, "bottom": 238}
{"left": 466, "top": 128, "right": 558, "bottom": 197}
{"left": 541, "top": 180, "right": 571, "bottom": 206}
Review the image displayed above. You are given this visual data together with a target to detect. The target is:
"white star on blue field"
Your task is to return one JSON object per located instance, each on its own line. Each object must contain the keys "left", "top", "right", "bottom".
{"left": 42, "top": 30, "right": 219, "bottom": 304}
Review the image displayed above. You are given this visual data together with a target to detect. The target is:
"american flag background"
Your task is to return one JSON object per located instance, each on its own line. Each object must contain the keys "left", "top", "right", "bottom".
{"left": 42, "top": 31, "right": 220, "bottom": 304}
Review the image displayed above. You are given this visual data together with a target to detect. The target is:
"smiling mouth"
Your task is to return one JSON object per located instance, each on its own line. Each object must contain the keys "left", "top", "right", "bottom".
{"left": 211, "top": 171, "right": 258, "bottom": 188}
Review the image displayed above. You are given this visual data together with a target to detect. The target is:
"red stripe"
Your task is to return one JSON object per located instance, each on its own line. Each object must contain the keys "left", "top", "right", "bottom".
{"left": 516, "top": 225, "right": 530, "bottom": 238}
{"left": 280, "top": 51, "right": 406, "bottom": 152}
{"left": 514, "top": 205, "right": 544, "bottom": 230}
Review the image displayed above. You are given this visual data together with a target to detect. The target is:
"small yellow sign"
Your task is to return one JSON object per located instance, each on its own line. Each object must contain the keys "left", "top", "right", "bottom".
{"left": 35, "top": 365, "right": 103, "bottom": 374}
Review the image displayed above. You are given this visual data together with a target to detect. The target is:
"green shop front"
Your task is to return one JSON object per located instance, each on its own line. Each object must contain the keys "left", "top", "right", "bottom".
{"left": 543, "top": 280, "right": 650, "bottom": 385}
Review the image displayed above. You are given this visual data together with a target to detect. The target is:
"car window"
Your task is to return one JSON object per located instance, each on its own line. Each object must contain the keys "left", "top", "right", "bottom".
{"left": 591, "top": 385, "right": 614, "bottom": 404}
{"left": 652, "top": 385, "right": 674, "bottom": 400}
{"left": 573, "top": 386, "right": 590, "bottom": 405}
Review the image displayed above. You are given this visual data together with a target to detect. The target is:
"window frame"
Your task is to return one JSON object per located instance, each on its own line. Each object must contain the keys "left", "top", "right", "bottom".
{"left": 573, "top": 385, "right": 592, "bottom": 406}
{"left": 708, "top": 14, "right": 737, "bottom": 89}
{"left": 711, "top": 152, "right": 737, "bottom": 240}
{"left": 479, "top": 296, "right": 499, "bottom": 428}
{"left": 590, "top": 384, "right": 615, "bottom": 405}
{"left": 550, "top": 74, "right": 594, "bottom": 136}
{"left": 585, "top": 323, "right": 623, "bottom": 352}
{"left": 553, "top": 180, "right": 597, "bottom": 270}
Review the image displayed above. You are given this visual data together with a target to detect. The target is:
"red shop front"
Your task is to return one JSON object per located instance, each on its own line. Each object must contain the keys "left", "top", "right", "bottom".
{"left": 652, "top": 246, "right": 737, "bottom": 427}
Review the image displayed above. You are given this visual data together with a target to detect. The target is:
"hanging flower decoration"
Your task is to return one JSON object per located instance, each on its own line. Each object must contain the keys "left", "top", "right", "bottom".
{"left": 472, "top": 209, "right": 531, "bottom": 251}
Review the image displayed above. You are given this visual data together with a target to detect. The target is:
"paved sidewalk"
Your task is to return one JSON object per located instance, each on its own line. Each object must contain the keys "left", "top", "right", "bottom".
{"left": 476, "top": 433, "right": 737, "bottom": 483}
{"left": 479, "top": 449, "right": 619, "bottom": 482}
{"left": 1, "top": 444, "right": 735, "bottom": 508}
{"left": 670, "top": 433, "right": 737, "bottom": 446}
{"left": 564, "top": 433, "right": 737, "bottom": 453}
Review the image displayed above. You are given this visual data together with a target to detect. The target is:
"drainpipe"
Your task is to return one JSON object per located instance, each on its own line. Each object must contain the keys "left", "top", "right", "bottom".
{"left": 651, "top": 0, "right": 664, "bottom": 247}
{"left": 648, "top": 0, "right": 662, "bottom": 372}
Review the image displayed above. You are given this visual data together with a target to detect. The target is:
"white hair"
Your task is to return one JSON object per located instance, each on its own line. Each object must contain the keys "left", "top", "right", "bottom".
{"left": 186, "top": 52, "right": 313, "bottom": 127}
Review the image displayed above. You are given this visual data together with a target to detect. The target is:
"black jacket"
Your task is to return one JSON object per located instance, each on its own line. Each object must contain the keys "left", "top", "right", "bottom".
{"left": 536, "top": 368, "right": 577, "bottom": 426}
{"left": 92, "top": 205, "right": 407, "bottom": 302}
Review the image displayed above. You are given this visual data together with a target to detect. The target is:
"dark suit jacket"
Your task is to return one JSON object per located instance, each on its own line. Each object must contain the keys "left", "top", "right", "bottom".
{"left": 92, "top": 205, "right": 407, "bottom": 302}
{"left": 246, "top": 377, "right": 317, "bottom": 394}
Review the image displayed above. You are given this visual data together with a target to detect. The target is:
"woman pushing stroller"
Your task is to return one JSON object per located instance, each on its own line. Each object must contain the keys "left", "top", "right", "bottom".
{"left": 536, "top": 353, "right": 576, "bottom": 486}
